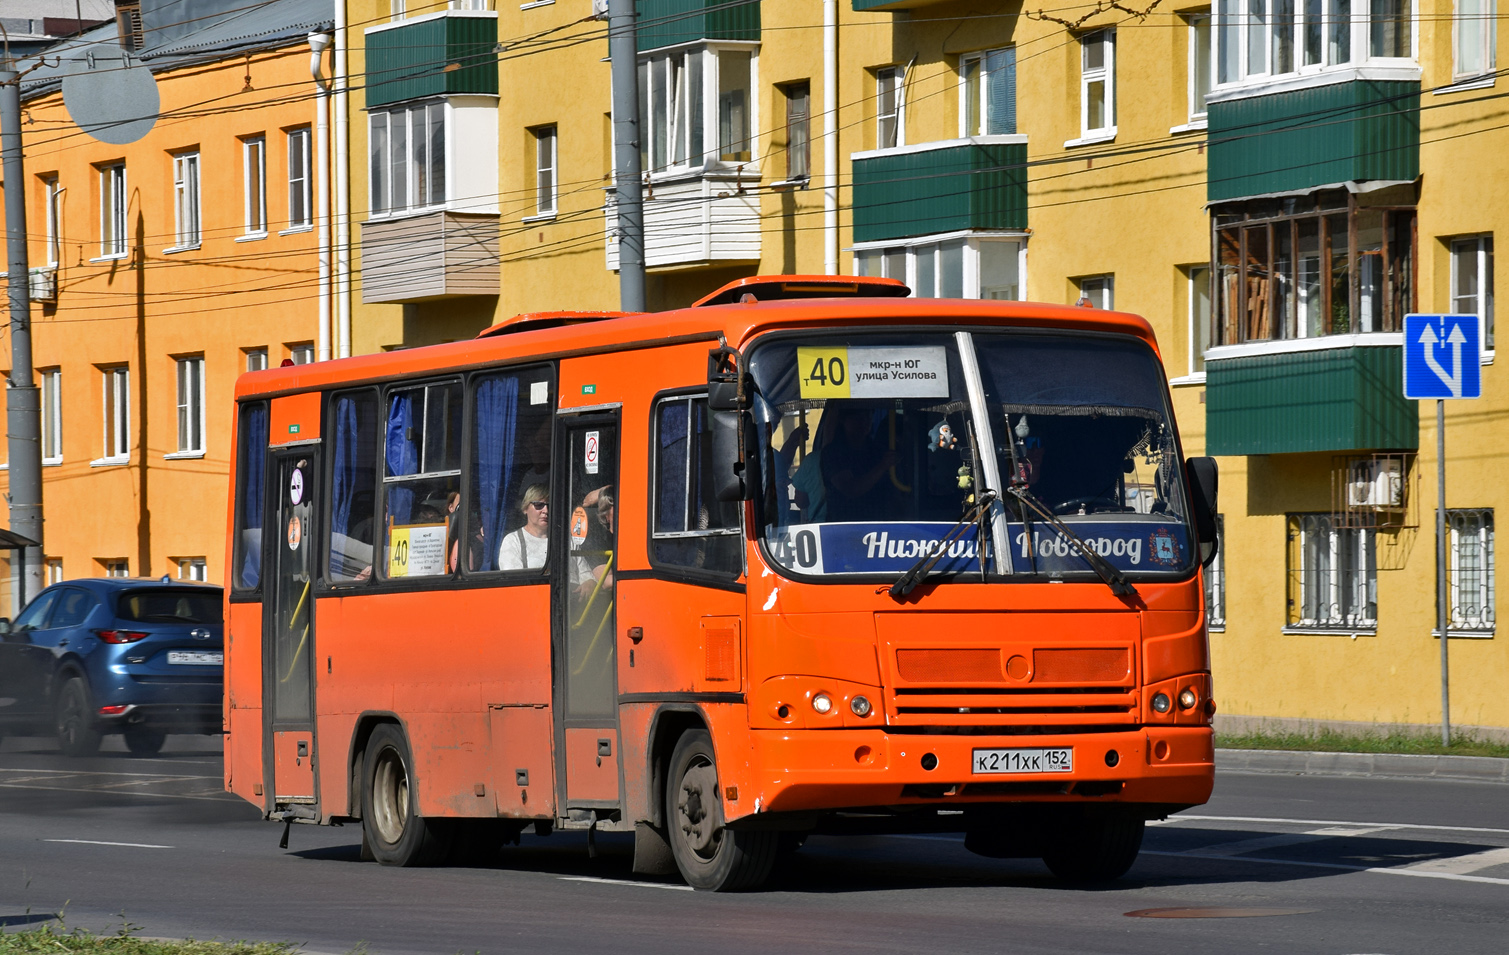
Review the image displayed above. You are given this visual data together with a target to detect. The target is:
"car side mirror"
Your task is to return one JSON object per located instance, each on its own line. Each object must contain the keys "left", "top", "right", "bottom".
{"left": 1185, "top": 456, "right": 1219, "bottom": 566}
{"left": 0, "top": 617, "right": 10, "bottom": 636}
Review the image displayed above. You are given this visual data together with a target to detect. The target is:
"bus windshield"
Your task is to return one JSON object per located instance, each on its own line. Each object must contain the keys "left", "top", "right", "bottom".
{"left": 749, "top": 330, "right": 1194, "bottom": 581}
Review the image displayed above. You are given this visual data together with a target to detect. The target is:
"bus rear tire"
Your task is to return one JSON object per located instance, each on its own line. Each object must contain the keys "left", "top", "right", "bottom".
{"left": 362, "top": 724, "right": 452, "bottom": 866}
{"left": 1041, "top": 812, "right": 1145, "bottom": 882}
{"left": 665, "top": 729, "right": 777, "bottom": 891}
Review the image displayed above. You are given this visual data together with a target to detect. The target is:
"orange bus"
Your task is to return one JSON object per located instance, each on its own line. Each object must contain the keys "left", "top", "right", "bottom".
{"left": 224, "top": 276, "right": 1220, "bottom": 890}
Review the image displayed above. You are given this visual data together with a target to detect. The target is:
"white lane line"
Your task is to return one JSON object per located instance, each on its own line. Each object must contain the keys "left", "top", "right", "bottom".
{"left": 1156, "top": 814, "right": 1509, "bottom": 836}
{"left": 45, "top": 839, "right": 173, "bottom": 849}
{"left": 1306, "top": 826, "right": 1396, "bottom": 837}
{"left": 558, "top": 876, "right": 694, "bottom": 892}
{"left": 1401, "top": 846, "right": 1509, "bottom": 875}
{"left": 1143, "top": 850, "right": 1509, "bottom": 886}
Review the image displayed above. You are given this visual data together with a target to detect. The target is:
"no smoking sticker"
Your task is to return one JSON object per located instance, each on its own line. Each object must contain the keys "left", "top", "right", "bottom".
{"left": 584, "top": 431, "right": 600, "bottom": 475}
{"left": 289, "top": 467, "right": 305, "bottom": 506}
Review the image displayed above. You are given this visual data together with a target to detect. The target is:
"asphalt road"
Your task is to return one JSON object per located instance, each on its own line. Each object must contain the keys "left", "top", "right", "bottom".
{"left": 1, "top": 734, "right": 1506, "bottom": 955}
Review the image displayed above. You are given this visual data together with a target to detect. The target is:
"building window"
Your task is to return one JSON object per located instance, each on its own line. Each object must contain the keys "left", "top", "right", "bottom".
{"left": 784, "top": 83, "right": 810, "bottom": 180}
{"left": 637, "top": 46, "right": 757, "bottom": 174}
{"left": 960, "top": 47, "right": 1016, "bottom": 136}
{"left": 1188, "top": 265, "right": 1212, "bottom": 375}
{"left": 41, "top": 368, "right": 62, "bottom": 464}
{"left": 1188, "top": 14, "right": 1212, "bottom": 122}
{"left": 1371, "top": 0, "right": 1412, "bottom": 58}
{"left": 43, "top": 176, "right": 62, "bottom": 266}
{"left": 289, "top": 343, "right": 314, "bottom": 365}
{"left": 856, "top": 236, "right": 1025, "bottom": 300}
{"left": 1205, "top": 514, "right": 1226, "bottom": 629}
{"left": 176, "top": 357, "right": 205, "bottom": 454}
{"left": 100, "top": 162, "right": 126, "bottom": 257}
{"left": 533, "top": 126, "right": 557, "bottom": 216}
{"left": 245, "top": 348, "right": 269, "bottom": 372}
{"left": 44, "top": 558, "right": 63, "bottom": 586}
{"left": 243, "top": 136, "right": 266, "bottom": 236}
{"left": 103, "top": 560, "right": 130, "bottom": 578}
{"left": 177, "top": 557, "right": 208, "bottom": 581}
{"left": 287, "top": 127, "right": 312, "bottom": 229}
{"left": 1454, "top": 0, "right": 1496, "bottom": 78}
{"left": 1079, "top": 31, "right": 1115, "bottom": 139}
{"left": 1214, "top": 0, "right": 1414, "bottom": 87}
{"left": 1213, "top": 190, "right": 1416, "bottom": 345}
{"left": 1078, "top": 274, "right": 1114, "bottom": 309}
{"left": 1444, "top": 509, "right": 1494, "bottom": 633}
{"left": 101, "top": 366, "right": 129, "bottom": 463}
{"left": 1450, "top": 235, "right": 1494, "bottom": 351}
{"left": 172, "top": 152, "right": 200, "bottom": 248}
{"left": 369, "top": 101, "right": 446, "bottom": 217}
{"left": 1288, "top": 514, "right": 1377, "bottom": 630}
{"left": 876, "top": 66, "right": 903, "bottom": 149}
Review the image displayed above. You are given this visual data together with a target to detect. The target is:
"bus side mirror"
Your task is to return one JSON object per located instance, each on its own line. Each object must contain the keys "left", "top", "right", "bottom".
{"left": 708, "top": 345, "right": 755, "bottom": 502}
{"left": 1186, "top": 456, "right": 1219, "bottom": 566}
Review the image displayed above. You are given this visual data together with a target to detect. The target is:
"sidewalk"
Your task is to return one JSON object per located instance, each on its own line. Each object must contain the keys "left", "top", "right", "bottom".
{"left": 1217, "top": 748, "right": 1509, "bottom": 784}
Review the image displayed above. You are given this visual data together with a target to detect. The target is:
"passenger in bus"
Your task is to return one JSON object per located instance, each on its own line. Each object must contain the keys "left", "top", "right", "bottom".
{"left": 789, "top": 412, "right": 837, "bottom": 522}
{"left": 820, "top": 405, "right": 900, "bottom": 522}
{"left": 572, "top": 486, "right": 615, "bottom": 599}
{"left": 498, "top": 484, "right": 550, "bottom": 571}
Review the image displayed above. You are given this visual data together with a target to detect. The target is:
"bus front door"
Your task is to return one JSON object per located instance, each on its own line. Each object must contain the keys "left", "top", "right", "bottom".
{"left": 264, "top": 449, "right": 319, "bottom": 814}
{"left": 554, "top": 414, "right": 622, "bottom": 821}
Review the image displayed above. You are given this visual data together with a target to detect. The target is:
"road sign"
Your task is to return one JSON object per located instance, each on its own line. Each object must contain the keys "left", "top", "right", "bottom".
{"left": 1403, "top": 314, "right": 1482, "bottom": 399}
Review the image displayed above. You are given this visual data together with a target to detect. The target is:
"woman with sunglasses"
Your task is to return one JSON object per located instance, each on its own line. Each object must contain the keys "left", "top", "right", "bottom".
{"left": 498, "top": 483, "right": 550, "bottom": 570}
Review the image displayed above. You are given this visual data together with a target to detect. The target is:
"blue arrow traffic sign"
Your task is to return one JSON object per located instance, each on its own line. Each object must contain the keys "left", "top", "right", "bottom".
{"left": 1403, "top": 314, "right": 1482, "bottom": 400}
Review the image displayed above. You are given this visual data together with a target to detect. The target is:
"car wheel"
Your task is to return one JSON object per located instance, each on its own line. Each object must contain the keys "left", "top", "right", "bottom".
{"left": 665, "top": 729, "right": 777, "bottom": 891}
{"left": 56, "top": 677, "right": 102, "bottom": 757}
{"left": 361, "top": 723, "right": 452, "bottom": 866}
{"left": 123, "top": 724, "right": 167, "bottom": 756}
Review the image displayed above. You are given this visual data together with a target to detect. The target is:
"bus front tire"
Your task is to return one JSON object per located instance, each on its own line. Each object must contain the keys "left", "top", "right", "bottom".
{"left": 1041, "top": 813, "right": 1145, "bottom": 882}
{"left": 361, "top": 724, "right": 452, "bottom": 866}
{"left": 665, "top": 729, "right": 777, "bottom": 891}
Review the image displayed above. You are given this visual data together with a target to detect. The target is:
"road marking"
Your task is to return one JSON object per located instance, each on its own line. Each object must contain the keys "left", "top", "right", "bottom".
{"left": 558, "top": 876, "right": 694, "bottom": 892}
{"left": 1156, "top": 814, "right": 1509, "bottom": 836}
{"left": 0, "top": 768, "right": 220, "bottom": 780}
{"left": 1144, "top": 850, "right": 1509, "bottom": 886}
{"left": 44, "top": 839, "right": 172, "bottom": 848}
{"left": 1400, "top": 846, "right": 1509, "bottom": 875}
{"left": 1305, "top": 826, "right": 1395, "bottom": 837}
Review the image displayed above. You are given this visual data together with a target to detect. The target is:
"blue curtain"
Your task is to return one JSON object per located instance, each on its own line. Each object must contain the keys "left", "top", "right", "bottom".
{"left": 474, "top": 375, "right": 519, "bottom": 571}
{"left": 385, "top": 392, "right": 417, "bottom": 524}
{"left": 331, "top": 395, "right": 359, "bottom": 547}
{"left": 240, "top": 404, "right": 268, "bottom": 589}
{"left": 658, "top": 401, "right": 688, "bottom": 532}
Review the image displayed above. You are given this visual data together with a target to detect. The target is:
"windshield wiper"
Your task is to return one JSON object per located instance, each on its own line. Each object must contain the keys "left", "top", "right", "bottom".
{"left": 1006, "top": 485, "right": 1139, "bottom": 599}
{"left": 888, "top": 489, "right": 998, "bottom": 601}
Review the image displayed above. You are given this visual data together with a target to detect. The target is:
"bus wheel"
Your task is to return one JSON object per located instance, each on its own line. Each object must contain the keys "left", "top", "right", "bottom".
{"left": 1041, "top": 813, "right": 1145, "bottom": 882}
{"left": 361, "top": 724, "right": 452, "bottom": 866}
{"left": 665, "top": 729, "right": 777, "bottom": 891}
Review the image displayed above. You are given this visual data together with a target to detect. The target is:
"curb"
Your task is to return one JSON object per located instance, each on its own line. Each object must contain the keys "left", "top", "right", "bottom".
{"left": 1216, "top": 747, "right": 1509, "bottom": 784}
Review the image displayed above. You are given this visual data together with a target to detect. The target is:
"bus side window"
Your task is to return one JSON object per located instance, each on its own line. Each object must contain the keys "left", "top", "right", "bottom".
{"left": 233, "top": 401, "right": 269, "bottom": 592}
{"left": 469, "top": 368, "right": 553, "bottom": 574}
{"left": 328, "top": 389, "right": 380, "bottom": 582}
{"left": 381, "top": 381, "right": 463, "bottom": 580}
{"left": 650, "top": 395, "right": 743, "bottom": 577}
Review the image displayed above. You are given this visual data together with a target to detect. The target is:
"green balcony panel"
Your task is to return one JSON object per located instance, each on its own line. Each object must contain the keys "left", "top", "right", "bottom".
{"left": 367, "top": 15, "right": 498, "bottom": 108}
{"left": 852, "top": 139, "right": 1027, "bottom": 244}
{"left": 1207, "top": 79, "right": 1419, "bottom": 202}
{"left": 637, "top": 0, "right": 759, "bottom": 52}
{"left": 1206, "top": 345, "right": 1418, "bottom": 455}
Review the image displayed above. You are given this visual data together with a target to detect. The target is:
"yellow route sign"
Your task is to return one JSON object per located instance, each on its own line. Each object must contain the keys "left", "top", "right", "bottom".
{"left": 797, "top": 346, "right": 851, "bottom": 399}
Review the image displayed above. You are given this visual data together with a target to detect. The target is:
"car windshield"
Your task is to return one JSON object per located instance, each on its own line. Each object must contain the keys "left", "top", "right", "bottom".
{"left": 117, "top": 589, "right": 224, "bottom": 624}
{"left": 749, "top": 329, "right": 1194, "bottom": 581}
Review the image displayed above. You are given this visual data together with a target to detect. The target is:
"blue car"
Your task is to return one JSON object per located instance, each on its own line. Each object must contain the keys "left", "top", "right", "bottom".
{"left": 0, "top": 579, "right": 224, "bottom": 756}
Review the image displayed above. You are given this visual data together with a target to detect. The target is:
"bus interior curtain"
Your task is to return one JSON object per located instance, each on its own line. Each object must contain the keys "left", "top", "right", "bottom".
{"left": 331, "top": 395, "right": 358, "bottom": 551}
{"left": 659, "top": 400, "right": 690, "bottom": 531}
{"left": 474, "top": 375, "right": 519, "bottom": 572}
{"left": 385, "top": 392, "right": 417, "bottom": 524}
{"left": 241, "top": 403, "right": 268, "bottom": 589}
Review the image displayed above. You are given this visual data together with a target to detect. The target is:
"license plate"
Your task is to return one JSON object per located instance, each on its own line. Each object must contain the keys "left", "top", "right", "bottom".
{"left": 167, "top": 650, "right": 223, "bottom": 666}
{"left": 972, "top": 747, "right": 1073, "bottom": 774}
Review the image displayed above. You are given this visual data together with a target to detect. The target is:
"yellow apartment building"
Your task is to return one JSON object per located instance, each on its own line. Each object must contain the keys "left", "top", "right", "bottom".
{"left": 1, "top": 0, "right": 335, "bottom": 603}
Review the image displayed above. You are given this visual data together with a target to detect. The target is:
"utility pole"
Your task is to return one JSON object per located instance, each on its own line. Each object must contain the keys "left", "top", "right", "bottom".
{"left": 607, "top": 0, "right": 645, "bottom": 312}
{"left": 1, "top": 60, "right": 43, "bottom": 610}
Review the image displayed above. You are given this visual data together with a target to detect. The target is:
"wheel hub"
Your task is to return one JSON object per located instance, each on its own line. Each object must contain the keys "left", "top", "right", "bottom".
{"left": 677, "top": 761, "right": 718, "bottom": 854}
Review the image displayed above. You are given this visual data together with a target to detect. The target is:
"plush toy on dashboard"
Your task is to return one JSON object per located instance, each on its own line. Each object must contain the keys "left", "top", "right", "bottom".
{"left": 927, "top": 420, "right": 958, "bottom": 452}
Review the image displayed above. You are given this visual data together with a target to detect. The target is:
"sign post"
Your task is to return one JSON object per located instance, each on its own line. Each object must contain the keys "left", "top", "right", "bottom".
{"left": 1402, "top": 314, "right": 1483, "bottom": 746}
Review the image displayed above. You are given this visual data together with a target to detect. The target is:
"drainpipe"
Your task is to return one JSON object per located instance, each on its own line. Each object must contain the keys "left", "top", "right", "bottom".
{"left": 333, "top": 5, "right": 351, "bottom": 358}
{"left": 309, "top": 33, "right": 332, "bottom": 363}
{"left": 823, "top": 0, "right": 838, "bottom": 275}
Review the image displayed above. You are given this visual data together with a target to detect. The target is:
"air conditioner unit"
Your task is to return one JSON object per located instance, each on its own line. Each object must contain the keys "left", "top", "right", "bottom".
{"left": 28, "top": 267, "right": 56, "bottom": 303}
{"left": 1347, "top": 458, "right": 1404, "bottom": 509}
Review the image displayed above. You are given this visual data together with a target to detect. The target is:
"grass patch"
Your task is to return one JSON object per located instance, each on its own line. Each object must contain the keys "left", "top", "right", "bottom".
{"left": 1216, "top": 729, "right": 1509, "bottom": 760}
{"left": 0, "top": 925, "right": 296, "bottom": 955}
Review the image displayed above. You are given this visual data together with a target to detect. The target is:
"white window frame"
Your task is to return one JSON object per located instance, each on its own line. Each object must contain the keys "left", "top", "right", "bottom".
{"left": 1173, "top": 265, "right": 1213, "bottom": 382}
{"left": 368, "top": 100, "right": 447, "bottom": 218}
{"left": 959, "top": 47, "right": 1016, "bottom": 138}
{"left": 177, "top": 557, "right": 209, "bottom": 581}
{"left": 40, "top": 368, "right": 62, "bottom": 465}
{"left": 1077, "top": 274, "right": 1114, "bottom": 309}
{"left": 876, "top": 65, "right": 904, "bottom": 149}
{"left": 1212, "top": 0, "right": 1418, "bottom": 92}
{"left": 532, "top": 125, "right": 557, "bottom": 218}
{"left": 1186, "top": 14, "right": 1212, "bottom": 128}
{"left": 171, "top": 152, "right": 201, "bottom": 250}
{"left": 104, "top": 560, "right": 130, "bottom": 578}
{"left": 289, "top": 343, "right": 314, "bottom": 365}
{"left": 853, "top": 232, "right": 1029, "bottom": 301}
{"left": 1450, "top": 234, "right": 1494, "bottom": 358}
{"left": 1205, "top": 515, "right": 1226, "bottom": 629}
{"left": 43, "top": 176, "right": 62, "bottom": 267}
{"left": 1072, "top": 30, "right": 1116, "bottom": 146}
{"left": 784, "top": 83, "right": 811, "bottom": 181}
{"left": 174, "top": 357, "right": 206, "bottom": 456}
{"left": 98, "top": 366, "right": 130, "bottom": 466}
{"left": 1452, "top": 0, "right": 1497, "bottom": 79}
{"left": 99, "top": 163, "right": 127, "bottom": 259}
{"left": 1441, "top": 508, "right": 1495, "bottom": 635}
{"left": 286, "top": 127, "right": 312, "bottom": 231}
{"left": 242, "top": 136, "right": 267, "bottom": 237}
{"left": 635, "top": 43, "right": 759, "bottom": 178}
{"left": 44, "top": 558, "right": 63, "bottom": 586}
{"left": 245, "top": 348, "right": 269, "bottom": 373}
{"left": 1288, "top": 513, "right": 1378, "bottom": 632}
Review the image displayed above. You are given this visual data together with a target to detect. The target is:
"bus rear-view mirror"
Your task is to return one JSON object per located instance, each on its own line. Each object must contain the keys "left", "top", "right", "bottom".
{"left": 1186, "top": 456, "right": 1219, "bottom": 566}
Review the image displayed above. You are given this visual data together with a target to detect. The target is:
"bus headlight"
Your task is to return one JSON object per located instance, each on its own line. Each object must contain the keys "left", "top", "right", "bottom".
{"left": 812, "top": 693, "right": 833, "bottom": 715}
{"left": 1151, "top": 692, "right": 1171, "bottom": 714}
{"left": 1178, "top": 688, "right": 1198, "bottom": 710}
{"left": 850, "top": 695, "right": 872, "bottom": 717}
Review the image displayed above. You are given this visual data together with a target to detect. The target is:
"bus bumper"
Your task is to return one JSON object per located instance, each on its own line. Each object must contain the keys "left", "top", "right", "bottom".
{"left": 742, "top": 725, "right": 1213, "bottom": 818}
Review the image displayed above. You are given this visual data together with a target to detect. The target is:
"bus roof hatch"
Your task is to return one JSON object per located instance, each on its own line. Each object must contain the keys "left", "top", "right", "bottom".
{"left": 476, "top": 310, "right": 640, "bottom": 339}
{"left": 692, "top": 274, "right": 911, "bottom": 308}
